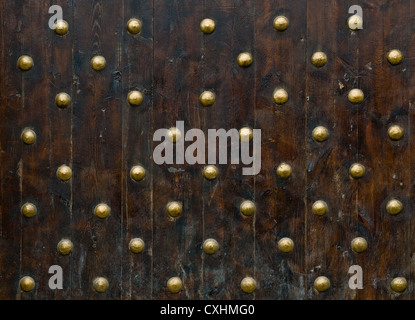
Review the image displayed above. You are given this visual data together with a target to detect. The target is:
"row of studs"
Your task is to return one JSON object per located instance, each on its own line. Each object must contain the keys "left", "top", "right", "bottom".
{"left": 17, "top": 274, "right": 408, "bottom": 294}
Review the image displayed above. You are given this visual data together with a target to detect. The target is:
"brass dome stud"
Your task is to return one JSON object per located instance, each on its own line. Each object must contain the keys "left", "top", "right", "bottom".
{"left": 57, "top": 239, "right": 73, "bottom": 255}
{"left": 167, "top": 277, "right": 182, "bottom": 293}
{"left": 237, "top": 52, "right": 253, "bottom": 67}
{"left": 54, "top": 19, "right": 69, "bottom": 36}
{"left": 240, "top": 200, "right": 256, "bottom": 217}
{"left": 386, "top": 199, "right": 403, "bottom": 215}
{"left": 203, "top": 165, "right": 219, "bottom": 180}
{"left": 90, "top": 55, "right": 106, "bottom": 71}
{"left": 127, "top": 90, "right": 143, "bottom": 106}
{"left": 351, "top": 237, "right": 367, "bottom": 253}
{"left": 203, "top": 238, "right": 219, "bottom": 254}
{"left": 129, "top": 238, "right": 145, "bottom": 253}
{"left": 387, "top": 49, "right": 403, "bottom": 66}
{"left": 130, "top": 165, "right": 146, "bottom": 182}
{"left": 273, "top": 16, "right": 289, "bottom": 31}
{"left": 56, "top": 165, "right": 72, "bottom": 181}
{"left": 312, "top": 126, "right": 329, "bottom": 142}
{"left": 312, "top": 200, "right": 328, "bottom": 216}
{"left": 55, "top": 92, "right": 71, "bottom": 108}
{"left": 20, "top": 276, "right": 35, "bottom": 292}
{"left": 200, "top": 18, "right": 215, "bottom": 34}
{"left": 273, "top": 88, "right": 288, "bottom": 105}
{"left": 167, "top": 201, "right": 182, "bottom": 218}
{"left": 314, "top": 276, "right": 330, "bottom": 292}
{"left": 278, "top": 237, "right": 294, "bottom": 253}
{"left": 277, "top": 162, "right": 292, "bottom": 179}
{"left": 311, "top": 51, "right": 327, "bottom": 68}
{"left": 166, "top": 127, "right": 182, "bottom": 143}
{"left": 199, "top": 90, "right": 215, "bottom": 107}
{"left": 93, "top": 277, "right": 109, "bottom": 293}
{"left": 94, "top": 203, "right": 111, "bottom": 219}
{"left": 127, "top": 18, "right": 142, "bottom": 35}
{"left": 348, "top": 88, "right": 364, "bottom": 104}
{"left": 347, "top": 14, "right": 363, "bottom": 31}
{"left": 388, "top": 125, "right": 404, "bottom": 141}
{"left": 21, "top": 128, "right": 36, "bottom": 145}
{"left": 240, "top": 277, "right": 257, "bottom": 293}
{"left": 349, "top": 163, "right": 365, "bottom": 179}
{"left": 17, "top": 55, "right": 34, "bottom": 71}
{"left": 21, "top": 202, "right": 37, "bottom": 218}
{"left": 390, "top": 277, "right": 407, "bottom": 293}
{"left": 239, "top": 127, "right": 253, "bottom": 142}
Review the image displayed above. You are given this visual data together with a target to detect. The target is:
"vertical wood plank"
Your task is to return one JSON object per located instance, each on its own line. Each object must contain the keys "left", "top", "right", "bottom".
{"left": 254, "top": 0, "right": 307, "bottom": 299}
{"left": 358, "top": 0, "right": 411, "bottom": 299}
{"left": 121, "top": 0, "right": 153, "bottom": 300}
{"left": 48, "top": 0, "right": 74, "bottom": 299}
{"left": 152, "top": 0, "right": 203, "bottom": 299}
{"left": 0, "top": 0, "right": 23, "bottom": 299}
{"left": 305, "top": 0, "right": 357, "bottom": 299}
{"left": 71, "top": 0, "right": 123, "bottom": 299}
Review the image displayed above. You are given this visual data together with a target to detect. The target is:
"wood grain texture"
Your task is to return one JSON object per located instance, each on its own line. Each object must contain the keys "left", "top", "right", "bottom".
{"left": 1, "top": 0, "right": 415, "bottom": 300}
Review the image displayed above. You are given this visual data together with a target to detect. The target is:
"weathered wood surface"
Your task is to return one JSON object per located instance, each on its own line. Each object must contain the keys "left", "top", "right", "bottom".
{"left": 0, "top": 0, "right": 414, "bottom": 300}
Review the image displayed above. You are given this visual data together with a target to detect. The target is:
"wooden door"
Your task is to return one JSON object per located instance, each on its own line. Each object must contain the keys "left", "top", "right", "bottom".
{"left": 0, "top": 0, "right": 413, "bottom": 300}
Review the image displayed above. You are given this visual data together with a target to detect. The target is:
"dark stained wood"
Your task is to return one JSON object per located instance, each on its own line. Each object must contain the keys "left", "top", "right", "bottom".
{"left": 1, "top": 0, "right": 415, "bottom": 300}
{"left": 71, "top": 0, "right": 123, "bottom": 299}
{"left": 121, "top": 0, "right": 154, "bottom": 300}
{"left": 305, "top": 0, "right": 357, "bottom": 300}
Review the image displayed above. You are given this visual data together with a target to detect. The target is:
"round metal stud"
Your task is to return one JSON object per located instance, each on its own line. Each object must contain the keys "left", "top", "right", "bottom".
{"left": 21, "top": 128, "right": 36, "bottom": 145}
{"left": 277, "top": 162, "right": 292, "bottom": 179}
{"left": 17, "top": 55, "right": 34, "bottom": 71}
{"left": 240, "top": 200, "right": 256, "bottom": 217}
{"left": 93, "top": 277, "right": 109, "bottom": 293}
{"left": 312, "top": 126, "right": 329, "bottom": 142}
{"left": 54, "top": 19, "right": 69, "bottom": 36}
{"left": 311, "top": 52, "right": 327, "bottom": 68}
{"left": 166, "top": 127, "right": 182, "bottom": 143}
{"left": 56, "top": 165, "right": 72, "bottom": 181}
{"left": 314, "top": 276, "right": 330, "bottom": 292}
{"left": 55, "top": 92, "right": 71, "bottom": 108}
{"left": 348, "top": 88, "right": 364, "bottom": 104}
{"left": 240, "top": 277, "right": 257, "bottom": 293}
{"left": 349, "top": 163, "right": 365, "bottom": 179}
{"left": 200, "top": 18, "right": 215, "bottom": 34}
{"left": 388, "top": 125, "right": 404, "bottom": 141}
{"left": 94, "top": 203, "right": 111, "bottom": 219}
{"left": 347, "top": 14, "right": 363, "bottom": 31}
{"left": 57, "top": 239, "right": 73, "bottom": 255}
{"left": 351, "top": 237, "right": 367, "bottom": 253}
{"left": 312, "top": 200, "right": 328, "bottom": 216}
{"left": 239, "top": 127, "right": 253, "bottom": 142}
{"left": 273, "top": 88, "right": 288, "bottom": 105}
{"left": 278, "top": 237, "right": 294, "bottom": 253}
{"left": 273, "top": 15, "right": 289, "bottom": 31}
{"left": 203, "top": 165, "right": 219, "bottom": 181}
{"left": 386, "top": 199, "right": 403, "bottom": 215}
{"left": 199, "top": 90, "right": 215, "bottom": 107}
{"left": 90, "top": 55, "right": 106, "bottom": 71}
{"left": 127, "top": 18, "right": 142, "bottom": 35}
{"left": 167, "top": 277, "right": 182, "bottom": 293}
{"left": 167, "top": 201, "right": 182, "bottom": 218}
{"left": 237, "top": 52, "right": 253, "bottom": 67}
{"left": 387, "top": 49, "right": 403, "bottom": 66}
{"left": 20, "top": 276, "right": 35, "bottom": 292}
{"left": 391, "top": 277, "right": 407, "bottom": 293}
{"left": 129, "top": 238, "right": 145, "bottom": 253}
{"left": 203, "top": 238, "right": 219, "bottom": 255}
{"left": 21, "top": 202, "right": 37, "bottom": 218}
{"left": 130, "top": 165, "right": 146, "bottom": 182}
{"left": 127, "top": 90, "right": 143, "bottom": 106}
